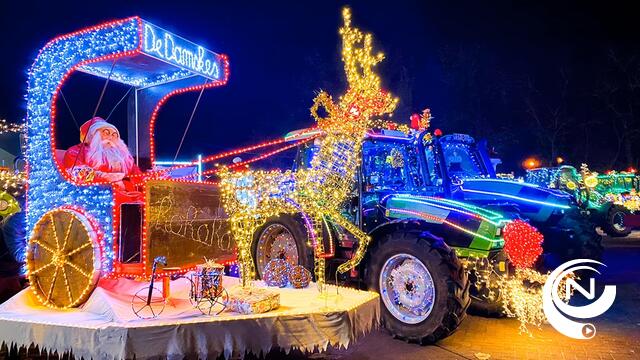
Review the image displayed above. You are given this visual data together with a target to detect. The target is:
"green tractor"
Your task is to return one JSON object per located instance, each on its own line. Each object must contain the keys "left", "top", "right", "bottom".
{"left": 526, "top": 165, "right": 640, "bottom": 237}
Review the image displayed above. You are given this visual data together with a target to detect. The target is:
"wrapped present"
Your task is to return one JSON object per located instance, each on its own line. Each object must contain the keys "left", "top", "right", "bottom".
{"left": 192, "top": 260, "right": 225, "bottom": 299}
{"left": 226, "top": 286, "right": 280, "bottom": 314}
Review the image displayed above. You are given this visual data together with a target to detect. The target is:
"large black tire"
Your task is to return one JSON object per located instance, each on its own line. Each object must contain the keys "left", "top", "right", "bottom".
{"left": 601, "top": 205, "right": 632, "bottom": 238}
{"left": 469, "top": 296, "right": 504, "bottom": 317}
{"left": 365, "top": 228, "right": 470, "bottom": 344}
{"left": 252, "top": 215, "right": 314, "bottom": 279}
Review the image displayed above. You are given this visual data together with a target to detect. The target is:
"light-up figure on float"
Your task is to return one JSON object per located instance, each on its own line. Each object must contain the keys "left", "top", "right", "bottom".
{"left": 220, "top": 8, "right": 399, "bottom": 289}
{"left": 63, "top": 117, "right": 143, "bottom": 201}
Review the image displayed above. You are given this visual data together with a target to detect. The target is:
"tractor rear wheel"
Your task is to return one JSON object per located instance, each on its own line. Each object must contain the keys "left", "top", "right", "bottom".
{"left": 27, "top": 208, "right": 101, "bottom": 308}
{"left": 365, "top": 228, "right": 470, "bottom": 344}
{"left": 253, "top": 216, "right": 313, "bottom": 279}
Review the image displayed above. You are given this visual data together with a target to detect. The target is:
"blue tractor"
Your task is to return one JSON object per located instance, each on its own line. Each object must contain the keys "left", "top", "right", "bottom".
{"left": 427, "top": 132, "right": 602, "bottom": 266}
{"left": 283, "top": 128, "right": 602, "bottom": 272}
{"left": 248, "top": 127, "right": 547, "bottom": 340}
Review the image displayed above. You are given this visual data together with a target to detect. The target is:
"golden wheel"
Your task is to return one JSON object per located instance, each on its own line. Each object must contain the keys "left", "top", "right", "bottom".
{"left": 27, "top": 208, "right": 101, "bottom": 308}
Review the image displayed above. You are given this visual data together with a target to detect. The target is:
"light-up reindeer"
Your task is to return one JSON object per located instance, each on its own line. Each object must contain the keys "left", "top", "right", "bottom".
{"left": 220, "top": 8, "right": 398, "bottom": 288}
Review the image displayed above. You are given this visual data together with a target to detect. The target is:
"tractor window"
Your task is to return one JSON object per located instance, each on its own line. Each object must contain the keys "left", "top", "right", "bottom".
{"left": 424, "top": 145, "right": 442, "bottom": 185}
{"left": 362, "top": 141, "right": 423, "bottom": 192}
{"left": 440, "top": 142, "right": 485, "bottom": 179}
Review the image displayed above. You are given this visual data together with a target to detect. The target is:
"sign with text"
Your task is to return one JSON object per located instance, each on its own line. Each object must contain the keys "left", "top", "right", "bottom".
{"left": 141, "top": 21, "right": 223, "bottom": 80}
{"left": 146, "top": 180, "right": 235, "bottom": 272}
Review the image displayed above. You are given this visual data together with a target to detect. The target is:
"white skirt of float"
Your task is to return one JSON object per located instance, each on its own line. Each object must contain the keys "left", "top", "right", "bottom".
{"left": 0, "top": 275, "right": 379, "bottom": 359}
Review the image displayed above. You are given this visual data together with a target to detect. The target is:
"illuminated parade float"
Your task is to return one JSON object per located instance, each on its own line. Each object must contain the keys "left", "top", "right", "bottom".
{"left": 0, "top": 7, "right": 563, "bottom": 359}
{"left": 526, "top": 165, "right": 640, "bottom": 237}
{"left": 0, "top": 14, "right": 380, "bottom": 358}
{"left": 2, "top": 4, "right": 639, "bottom": 359}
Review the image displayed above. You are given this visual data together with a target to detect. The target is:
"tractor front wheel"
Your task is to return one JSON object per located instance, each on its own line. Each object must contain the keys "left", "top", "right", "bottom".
{"left": 26, "top": 208, "right": 101, "bottom": 308}
{"left": 365, "top": 229, "right": 470, "bottom": 344}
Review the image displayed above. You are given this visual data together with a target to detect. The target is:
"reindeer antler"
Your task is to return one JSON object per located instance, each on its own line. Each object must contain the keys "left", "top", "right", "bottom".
{"left": 311, "top": 7, "right": 397, "bottom": 128}
{"left": 340, "top": 7, "right": 384, "bottom": 94}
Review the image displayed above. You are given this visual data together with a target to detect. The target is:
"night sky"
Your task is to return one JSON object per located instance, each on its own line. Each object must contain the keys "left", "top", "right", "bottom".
{"left": 1, "top": 0, "right": 638, "bottom": 173}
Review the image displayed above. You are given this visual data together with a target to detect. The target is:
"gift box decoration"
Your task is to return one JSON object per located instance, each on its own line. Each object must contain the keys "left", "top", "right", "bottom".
{"left": 226, "top": 286, "right": 280, "bottom": 314}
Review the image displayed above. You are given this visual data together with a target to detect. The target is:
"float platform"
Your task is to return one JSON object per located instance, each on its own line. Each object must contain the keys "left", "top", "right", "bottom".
{"left": 0, "top": 277, "right": 379, "bottom": 359}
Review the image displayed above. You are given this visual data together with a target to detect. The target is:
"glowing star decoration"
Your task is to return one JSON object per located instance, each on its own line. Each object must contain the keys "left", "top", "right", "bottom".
{"left": 290, "top": 265, "right": 312, "bottom": 288}
{"left": 262, "top": 259, "right": 291, "bottom": 288}
{"left": 220, "top": 7, "right": 398, "bottom": 289}
{"left": 502, "top": 220, "right": 544, "bottom": 269}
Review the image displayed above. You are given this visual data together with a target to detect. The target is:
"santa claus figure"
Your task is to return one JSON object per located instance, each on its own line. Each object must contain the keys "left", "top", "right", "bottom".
{"left": 63, "top": 117, "right": 143, "bottom": 200}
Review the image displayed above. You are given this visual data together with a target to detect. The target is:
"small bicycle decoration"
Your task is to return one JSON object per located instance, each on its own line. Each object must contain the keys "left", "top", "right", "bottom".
{"left": 189, "top": 261, "right": 228, "bottom": 315}
{"left": 131, "top": 256, "right": 167, "bottom": 319}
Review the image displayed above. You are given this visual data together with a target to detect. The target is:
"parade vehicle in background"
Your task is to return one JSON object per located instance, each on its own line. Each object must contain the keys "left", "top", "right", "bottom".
{"left": 24, "top": 17, "right": 235, "bottom": 309}
{"left": 526, "top": 165, "right": 640, "bottom": 237}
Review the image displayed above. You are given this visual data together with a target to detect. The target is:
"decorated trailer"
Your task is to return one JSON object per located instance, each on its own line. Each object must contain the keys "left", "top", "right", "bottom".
{"left": 25, "top": 17, "right": 235, "bottom": 309}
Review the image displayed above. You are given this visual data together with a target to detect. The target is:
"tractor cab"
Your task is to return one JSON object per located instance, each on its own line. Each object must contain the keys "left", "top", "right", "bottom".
{"left": 425, "top": 133, "right": 495, "bottom": 185}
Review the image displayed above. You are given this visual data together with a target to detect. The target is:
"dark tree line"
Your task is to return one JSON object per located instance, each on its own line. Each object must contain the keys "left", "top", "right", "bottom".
{"left": 432, "top": 45, "right": 640, "bottom": 174}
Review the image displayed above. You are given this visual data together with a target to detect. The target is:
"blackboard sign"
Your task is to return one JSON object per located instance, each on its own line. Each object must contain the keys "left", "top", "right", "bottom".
{"left": 145, "top": 180, "right": 235, "bottom": 272}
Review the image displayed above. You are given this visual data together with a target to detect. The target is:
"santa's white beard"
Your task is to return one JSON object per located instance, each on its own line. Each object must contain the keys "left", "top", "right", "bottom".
{"left": 86, "top": 135, "right": 134, "bottom": 173}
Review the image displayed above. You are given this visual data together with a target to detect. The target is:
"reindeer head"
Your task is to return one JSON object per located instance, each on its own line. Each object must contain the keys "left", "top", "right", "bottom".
{"left": 310, "top": 7, "right": 398, "bottom": 135}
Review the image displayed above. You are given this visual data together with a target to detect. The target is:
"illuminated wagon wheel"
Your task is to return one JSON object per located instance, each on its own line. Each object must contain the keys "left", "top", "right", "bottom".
{"left": 27, "top": 208, "right": 101, "bottom": 308}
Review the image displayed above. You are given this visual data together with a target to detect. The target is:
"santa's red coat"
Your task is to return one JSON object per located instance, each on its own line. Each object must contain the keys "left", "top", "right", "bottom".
{"left": 63, "top": 143, "right": 144, "bottom": 202}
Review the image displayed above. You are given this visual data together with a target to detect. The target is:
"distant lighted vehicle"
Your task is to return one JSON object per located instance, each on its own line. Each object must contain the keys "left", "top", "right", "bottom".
{"left": 24, "top": 17, "right": 235, "bottom": 309}
{"left": 526, "top": 166, "right": 640, "bottom": 237}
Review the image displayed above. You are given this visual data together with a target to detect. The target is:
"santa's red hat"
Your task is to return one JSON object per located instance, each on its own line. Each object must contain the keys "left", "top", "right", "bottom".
{"left": 79, "top": 117, "right": 119, "bottom": 143}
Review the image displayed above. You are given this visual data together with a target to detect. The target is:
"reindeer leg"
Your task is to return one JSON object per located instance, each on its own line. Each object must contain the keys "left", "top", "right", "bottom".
{"left": 231, "top": 216, "right": 262, "bottom": 287}
{"left": 325, "top": 211, "right": 371, "bottom": 275}
{"left": 309, "top": 213, "right": 327, "bottom": 293}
